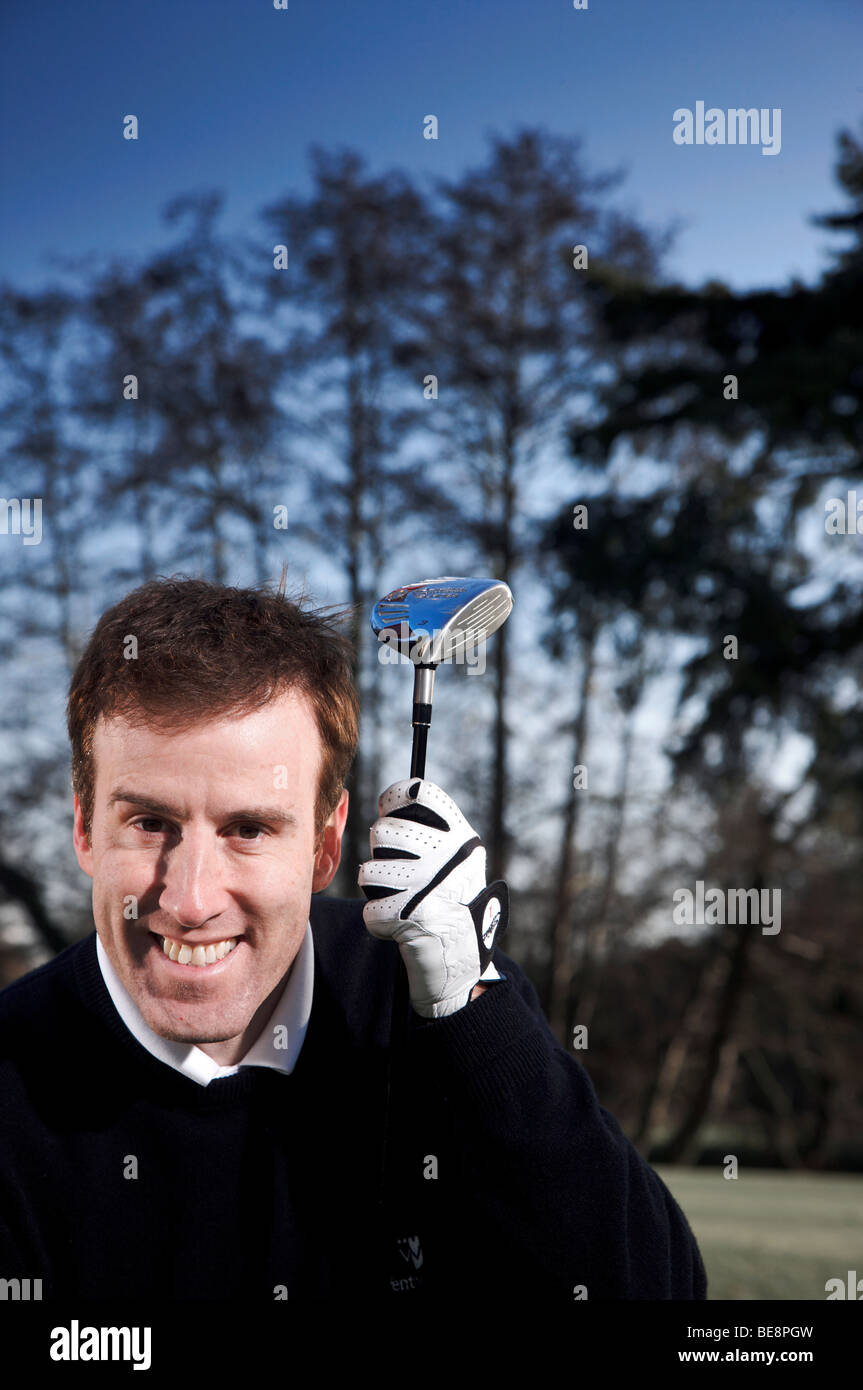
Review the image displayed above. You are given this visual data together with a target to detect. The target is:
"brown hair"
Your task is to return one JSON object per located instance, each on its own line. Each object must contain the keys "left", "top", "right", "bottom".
{"left": 67, "top": 575, "right": 359, "bottom": 848}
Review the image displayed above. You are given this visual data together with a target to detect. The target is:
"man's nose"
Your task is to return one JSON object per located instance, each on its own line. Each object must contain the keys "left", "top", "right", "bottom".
{"left": 158, "top": 829, "right": 230, "bottom": 929}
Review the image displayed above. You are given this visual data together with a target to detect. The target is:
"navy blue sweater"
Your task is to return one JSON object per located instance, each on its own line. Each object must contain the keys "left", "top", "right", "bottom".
{"left": 0, "top": 894, "right": 707, "bottom": 1300}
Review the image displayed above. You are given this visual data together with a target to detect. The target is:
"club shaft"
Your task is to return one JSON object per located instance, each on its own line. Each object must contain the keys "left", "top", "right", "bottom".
{"left": 410, "top": 665, "right": 436, "bottom": 779}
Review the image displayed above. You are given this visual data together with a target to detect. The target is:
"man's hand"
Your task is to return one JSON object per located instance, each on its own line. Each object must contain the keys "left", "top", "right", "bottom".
{"left": 358, "top": 778, "right": 508, "bottom": 1018}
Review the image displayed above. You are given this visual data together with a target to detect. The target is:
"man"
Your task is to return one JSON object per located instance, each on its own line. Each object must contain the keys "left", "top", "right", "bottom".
{"left": 0, "top": 576, "right": 707, "bottom": 1300}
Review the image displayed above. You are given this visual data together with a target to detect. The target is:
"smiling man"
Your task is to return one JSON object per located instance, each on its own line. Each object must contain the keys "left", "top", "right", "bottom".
{"left": 79, "top": 690, "right": 344, "bottom": 1070}
{"left": 0, "top": 575, "right": 707, "bottom": 1302}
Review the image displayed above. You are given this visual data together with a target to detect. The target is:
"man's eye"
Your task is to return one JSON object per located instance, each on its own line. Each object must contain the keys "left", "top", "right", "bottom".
{"left": 129, "top": 820, "right": 267, "bottom": 841}
{"left": 233, "top": 824, "right": 268, "bottom": 841}
{"left": 133, "top": 818, "right": 169, "bottom": 835}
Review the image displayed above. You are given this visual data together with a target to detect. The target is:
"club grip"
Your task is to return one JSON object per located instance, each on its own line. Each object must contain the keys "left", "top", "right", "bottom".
{"left": 410, "top": 725, "right": 429, "bottom": 779}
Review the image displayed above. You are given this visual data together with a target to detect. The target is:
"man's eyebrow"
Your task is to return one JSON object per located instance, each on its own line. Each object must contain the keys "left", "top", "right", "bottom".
{"left": 106, "top": 790, "right": 299, "bottom": 826}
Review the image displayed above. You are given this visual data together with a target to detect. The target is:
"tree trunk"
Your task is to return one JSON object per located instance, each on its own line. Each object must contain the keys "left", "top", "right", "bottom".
{"left": 339, "top": 364, "right": 366, "bottom": 896}
{"left": 573, "top": 692, "right": 637, "bottom": 1034}
{"left": 487, "top": 430, "right": 516, "bottom": 884}
{"left": 641, "top": 933, "right": 726, "bottom": 1145}
{"left": 659, "top": 914, "right": 754, "bottom": 1163}
{"left": 0, "top": 855, "right": 69, "bottom": 956}
{"left": 547, "top": 624, "right": 597, "bottom": 1040}
{"left": 742, "top": 1046, "right": 803, "bottom": 1168}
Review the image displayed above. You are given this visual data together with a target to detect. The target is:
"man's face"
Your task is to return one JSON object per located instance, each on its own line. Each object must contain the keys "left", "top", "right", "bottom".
{"left": 72, "top": 689, "right": 347, "bottom": 1065}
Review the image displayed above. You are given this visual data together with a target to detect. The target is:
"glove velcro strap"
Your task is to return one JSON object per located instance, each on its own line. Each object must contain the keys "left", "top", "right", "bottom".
{"left": 467, "top": 879, "right": 509, "bottom": 971}
{"left": 397, "top": 835, "right": 483, "bottom": 919}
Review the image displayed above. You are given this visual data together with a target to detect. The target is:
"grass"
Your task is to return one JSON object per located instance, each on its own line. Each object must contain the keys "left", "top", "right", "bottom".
{"left": 653, "top": 1165, "right": 863, "bottom": 1300}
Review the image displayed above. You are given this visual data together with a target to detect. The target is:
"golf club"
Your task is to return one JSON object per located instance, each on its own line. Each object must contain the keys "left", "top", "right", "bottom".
{"left": 370, "top": 575, "right": 513, "bottom": 778}
{"left": 369, "top": 576, "right": 513, "bottom": 1270}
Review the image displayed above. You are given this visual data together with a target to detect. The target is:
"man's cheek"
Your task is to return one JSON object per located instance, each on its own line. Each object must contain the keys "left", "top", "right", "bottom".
{"left": 255, "top": 849, "right": 311, "bottom": 891}
{"left": 98, "top": 857, "right": 157, "bottom": 923}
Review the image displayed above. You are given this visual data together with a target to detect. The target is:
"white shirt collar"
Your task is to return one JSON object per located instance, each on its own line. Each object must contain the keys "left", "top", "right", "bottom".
{"left": 95, "top": 922, "right": 314, "bottom": 1087}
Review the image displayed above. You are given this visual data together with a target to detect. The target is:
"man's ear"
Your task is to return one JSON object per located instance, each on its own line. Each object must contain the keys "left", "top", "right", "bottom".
{"left": 312, "top": 788, "right": 349, "bottom": 893}
{"left": 72, "top": 793, "right": 95, "bottom": 879}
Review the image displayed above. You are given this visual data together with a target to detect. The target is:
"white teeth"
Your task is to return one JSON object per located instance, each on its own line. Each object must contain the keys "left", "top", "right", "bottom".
{"left": 160, "top": 937, "right": 238, "bottom": 966}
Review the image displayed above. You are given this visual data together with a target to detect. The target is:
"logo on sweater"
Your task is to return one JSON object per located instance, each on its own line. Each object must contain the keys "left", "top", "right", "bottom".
{"left": 390, "top": 1235, "right": 424, "bottom": 1293}
{"left": 397, "top": 1235, "right": 423, "bottom": 1270}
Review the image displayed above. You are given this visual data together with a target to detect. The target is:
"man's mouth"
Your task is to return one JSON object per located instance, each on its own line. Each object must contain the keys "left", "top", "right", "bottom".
{"left": 157, "top": 934, "right": 239, "bottom": 968}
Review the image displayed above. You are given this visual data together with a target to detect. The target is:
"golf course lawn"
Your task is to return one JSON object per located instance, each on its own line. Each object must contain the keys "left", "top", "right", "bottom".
{"left": 653, "top": 1165, "right": 863, "bottom": 1300}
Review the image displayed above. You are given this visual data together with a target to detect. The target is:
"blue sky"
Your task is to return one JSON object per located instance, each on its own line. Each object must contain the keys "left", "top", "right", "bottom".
{"left": 1, "top": 0, "right": 861, "bottom": 294}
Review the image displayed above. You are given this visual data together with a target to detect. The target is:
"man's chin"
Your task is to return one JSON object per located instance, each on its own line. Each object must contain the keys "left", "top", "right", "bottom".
{"left": 155, "top": 1026, "right": 238, "bottom": 1046}
{"left": 133, "top": 989, "right": 249, "bottom": 1046}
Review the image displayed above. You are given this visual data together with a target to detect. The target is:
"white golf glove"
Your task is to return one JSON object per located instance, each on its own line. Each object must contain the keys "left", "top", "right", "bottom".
{"left": 359, "top": 778, "right": 509, "bottom": 1018}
